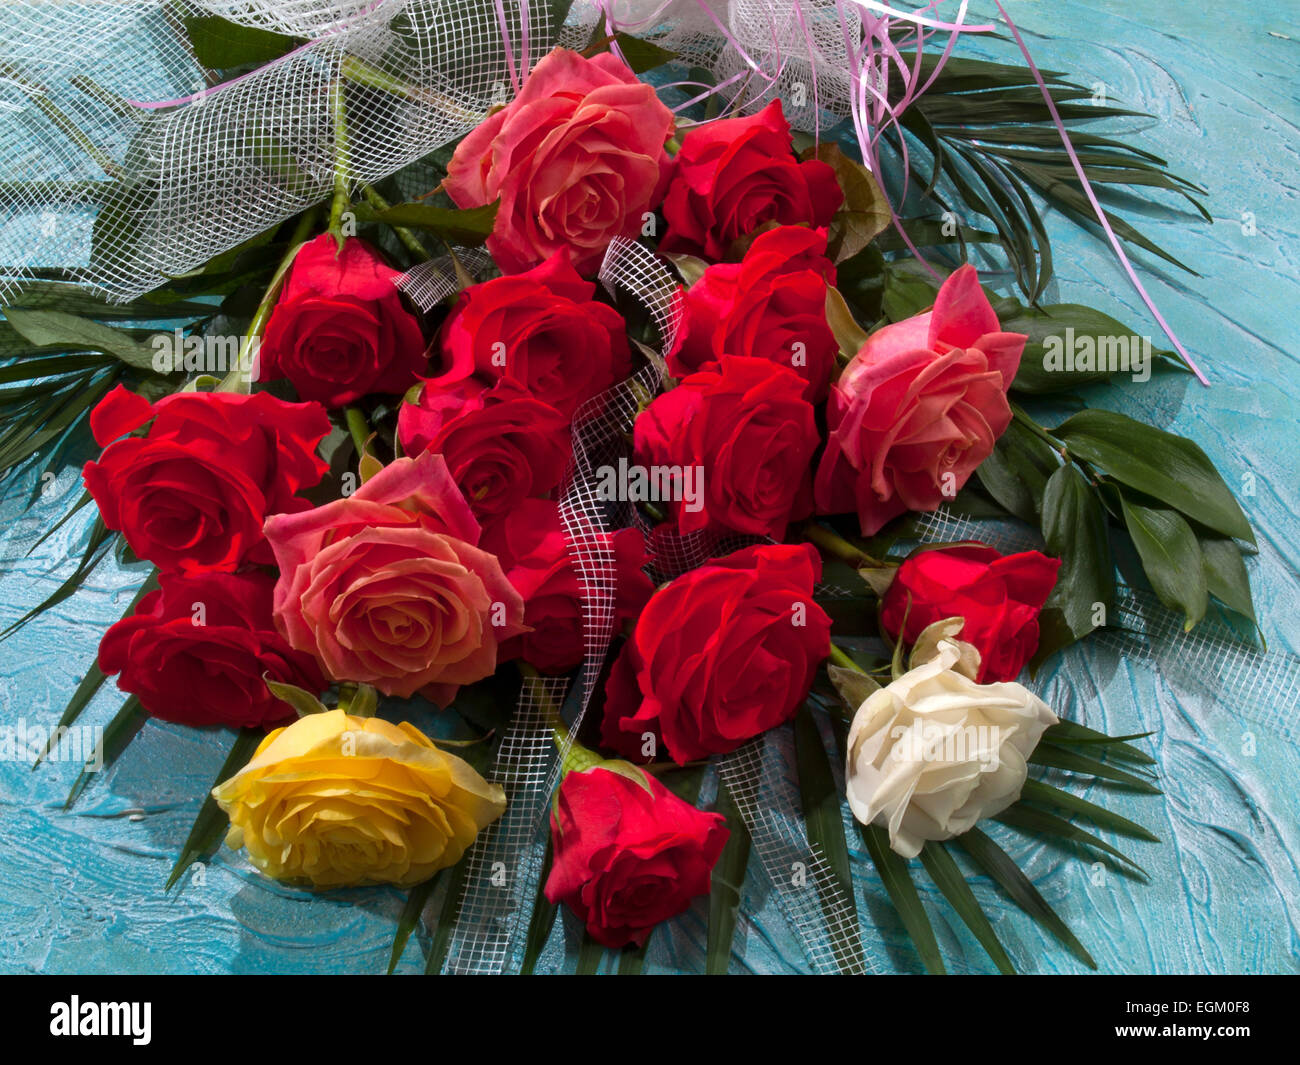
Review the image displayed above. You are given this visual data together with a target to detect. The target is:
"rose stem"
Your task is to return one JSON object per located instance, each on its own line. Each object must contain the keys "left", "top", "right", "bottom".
{"left": 360, "top": 184, "right": 433, "bottom": 264}
{"left": 328, "top": 77, "right": 351, "bottom": 246}
{"left": 827, "top": 642, "right": 869, "bottom": 674}
{"left": 344, "top": 406, "right": 371, "bottom": 458}
{"left": 798, "top": 520, "right": 882, "bottom": 568}
{"left": 216, "top": 207, "right": 319, "bottom": 394}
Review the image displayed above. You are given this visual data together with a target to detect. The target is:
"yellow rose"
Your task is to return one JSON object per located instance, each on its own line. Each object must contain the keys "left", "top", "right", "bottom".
{"left": 212, "top": 709, "right": 505, "bottom": 888}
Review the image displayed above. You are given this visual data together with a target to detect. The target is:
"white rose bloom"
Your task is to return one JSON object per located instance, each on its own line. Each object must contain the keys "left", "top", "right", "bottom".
{"left": 845, "top": 623, "right": 1058, "bottom": 858}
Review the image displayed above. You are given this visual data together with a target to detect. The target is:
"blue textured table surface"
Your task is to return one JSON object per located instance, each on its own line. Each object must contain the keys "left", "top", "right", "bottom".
{"left": 1, "top": 1, "right": 1297, "bottom": 975}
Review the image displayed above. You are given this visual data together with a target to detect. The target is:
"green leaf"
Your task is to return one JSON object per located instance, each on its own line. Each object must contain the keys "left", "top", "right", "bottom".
{"left": 880, "top": 265, "right": 939, "bottom": 323}
{"left": 352, "top": 200, "right": 499, "bottom": 245}
{"left": 795, "top": 706, "right": 855, "bottom": 902}
{"left": 182, "top": 15, "right": 301, "bottom": 69}
{"left": 0, "top": 351, "right": 114, "bottom": 385}
{"left": 1032, "top": 464, "right": 1114, "bottom": 669}
{"left": 165, "top": 728, "right": 261, "bottom": 890}
{"left": 802, "top": 142, "right": 892, "bottom": 262}
{"left": 263, "top": 678, "right": 329, "bottom": 718}
{"left": 65, "top": 697, "right": 148, "bottom": 809}
{"left": 859, "top": 823, "right": 944, "bottom": 974}
{"left": 794, "top": 706, "right": 862, "bottom": 974}
{"left": 611, "top": 33, "right": 677, "bottom": 73}
{"left": 3, "top": 308, "right": 157, "bottom": 370}
{"left": 521, "top": 840, "right": 558, "bottom": 976}
{"left": 1020, "top": 779, "right": 1160, "bottom": 842}
{"left": 424, "top": 853, "right": 472, "bottom": 974}
{"left": 824, "top": 285, "right": 871, "bottom": 361}
{"left": 918, "top": 843, "right": 1015, "bottom": 974}
{"left": 617, "top": 937, "right": 650, "bottom": 975}
{"left": 1119, "top": 494, "right": 1208, "bottom": 631}
{"left": 1042, "top": 720, "right": 1155, "bottom": 765}
{"left": 1028, "top": 743, "right": 1160, "bottom": 793}
{"left": 995, "top": 805, "right": 1147, "bottom": 877}
{"left": 956, "top": 827, "right": 1096, "bottom": 970}
{"left": 706, "top": 778, "right": 751, "bottom": 975}
{"left": 388, "top": 874, "right": 441, "bottom": 975}
{"left": 4, "top": 280, "right": 216, "bottom": 321}
{"left": 975, "top": 417, "right": 1060, "bottom": 523}
{"left": 575, "top": 929, "right": 608, "bottom": 974}
{"left": 1005, "top": 304, "right": 1184, "bottom": 393}
{"left": 1054, "top": 409, "right": 1252, "bottom": 543}
{"left": 1199, "top": 535, "right": 1256, "bottom": 624}
{"left": 827, "top": 664, "right": 879, "bottom": 716}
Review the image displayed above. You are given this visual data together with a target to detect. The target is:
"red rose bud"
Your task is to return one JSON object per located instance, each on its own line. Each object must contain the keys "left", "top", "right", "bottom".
{"left": 660, "top": 99, "right": 842, "bottom": 260}
{"left": 481, "top": 499, "right": 653, "bottom": 674}
{"left": 544, "top": 764, "right": 728, "bottom": 949}
{"left": 880, "top": 544, "right": 1063, "bottom": 682}
{"left": 444, "top": 48, "right": 675, "bottom": 275}
{"left": 397, "top": 377, "right": 569, "bottom": 527}
{"left": 83, "top": 386, "right": 330, "bottom": 575}
{"left": 814, "top": 264, "right": 1027, "bottom": 535}
{"left": 98, "top": 571, "right": 327, "bottom": 729}
{"left": 667, "top": 225, "right": 838, "bottom": 402}
{"left": 435, "top": 251, "right": 631, "bottom": 421}
{"left": 601, "top": 543, "right": 832, "bottom": 764}
{"left": 258, "top": 234, "right": 427, "bottom": 408}
{"left": 634, "top": 355, "right": 816, "bottom": 540}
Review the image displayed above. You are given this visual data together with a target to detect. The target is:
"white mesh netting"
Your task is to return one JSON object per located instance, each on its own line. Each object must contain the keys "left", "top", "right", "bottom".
{"left": 0, "top": 1, "right": 988, "bottom": 303}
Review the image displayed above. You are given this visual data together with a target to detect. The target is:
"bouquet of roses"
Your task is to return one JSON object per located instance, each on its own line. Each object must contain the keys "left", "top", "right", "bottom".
{"left": 0, "top": 1, "right": 1258, "bottom": 975}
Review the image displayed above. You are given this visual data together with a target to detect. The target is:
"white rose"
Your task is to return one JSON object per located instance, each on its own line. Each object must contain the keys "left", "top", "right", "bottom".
{"left": 845, "top": 621, "right": 1058, "bottom": 858}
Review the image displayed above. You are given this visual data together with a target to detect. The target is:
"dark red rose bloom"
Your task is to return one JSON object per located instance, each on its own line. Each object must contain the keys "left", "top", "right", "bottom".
{"left": 83, "top": 385, "right": 329, "bottom": 575}
{"left": 601, "top": 543, "right": 831, "bottom": 764}
{"left": 434, "top": 251, "right": 631, "bottom": 420}
{"left": 98, "top": 570, "right": 327, "bottom": 729}
{"left": 545, "top": 764, "right": 728, "bottom": 948}
{"left": 396, "top": 377, "right": 568, "bottom": 525}
{"left": 481, "top": 499, "right": 653, "bottom": 674}
{"left": 257, "top": 234, "right": 427, "bottom": 408}
{"left": 634, "top": 355, "right": 816, "bottom": 540}
{"left": 660, "top": 100, "right": 842, "bottom": 260}
{"left": 880, "top": 544, "right": 1062, "bottom": 682}
{"left": 667, "top": 226, "right": 838, "bottom": 402}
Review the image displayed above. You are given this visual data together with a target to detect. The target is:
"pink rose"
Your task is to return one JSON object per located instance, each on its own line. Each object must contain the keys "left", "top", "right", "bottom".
{"left": 263, "top": 451, "right": 526, "bottom": 705}
{"left": 444, "top": 48, "right": 675, "bottom": 275}
{"left": 814, "top": 265, "right": 1026, "bottom": 535}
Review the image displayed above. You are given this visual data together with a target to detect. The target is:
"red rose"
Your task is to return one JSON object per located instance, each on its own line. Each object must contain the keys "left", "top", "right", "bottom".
{"left": 98, "top": 571, "right": 326, "bottom": 729}
{"left": 258, "top": 234, "right": 427, "bottom": 408}
{"left": 545, "top": 764, "right": 728, "bottom": 948}
{"left": 481, "top": 499, "right": 653, "bottom": 674}
{"left": 634, "top": 355, "right": 816, "bottom": 539}
{"left": 83, "top": 385, "right": 329, "bottom": 575}
{"left": 601, "top": 543, "right": 831, "bottom": 764}
{"left": 814, "top": 265, "right": 1027, "bottom": 535}
{"left": 660, "top": 100, "right": 842, "bottom": 259}
{"left": 445, "top": 49, "right": 675, "bottom": 274}
{"left": 667, "top": 226, "right": 838, "bottom": 402}
{"left": 881, "top": 544, "right": 1062, "bottom": 683}
{"left": 397, "top": 377, "right": 569, "bottom": 526}
{"left": 435, "top": 251, "right": 631, "bottom": 420}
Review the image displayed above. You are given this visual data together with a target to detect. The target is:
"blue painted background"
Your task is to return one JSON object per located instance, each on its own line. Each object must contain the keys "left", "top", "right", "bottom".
{"left": 1, "top": 0, "right": 1298, "bottom": 974}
